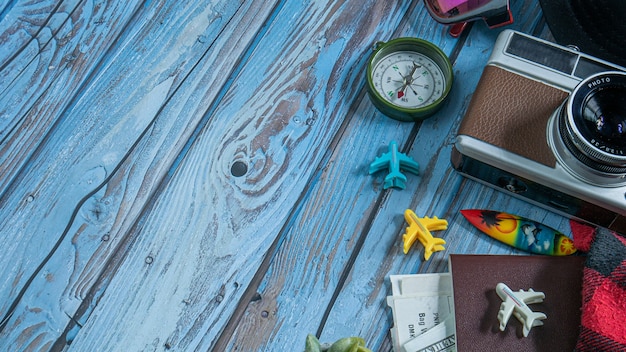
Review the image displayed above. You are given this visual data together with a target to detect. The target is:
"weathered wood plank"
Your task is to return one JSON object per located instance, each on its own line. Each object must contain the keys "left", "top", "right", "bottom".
{"left": 0, "top": 0, "right": 145, "bottom": 315}
{"left": 0, "top": 0, "right": 269, "bottom": 350}
{"left": 0, "top": 0, "right": 144, "bottom": 194}
{"left": 60, "top": 1, "right": 435, "bottom": 350}
{"left": 0, "top": 1, "right": 66, "bottom": 75}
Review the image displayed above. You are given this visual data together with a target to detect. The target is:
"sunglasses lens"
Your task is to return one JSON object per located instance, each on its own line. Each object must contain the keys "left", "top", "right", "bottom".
{"left": 427, "top": 0, "right": 480, "bottom": 15}
{"left": 425, "top": 0, "right": 512, "bottom": 28}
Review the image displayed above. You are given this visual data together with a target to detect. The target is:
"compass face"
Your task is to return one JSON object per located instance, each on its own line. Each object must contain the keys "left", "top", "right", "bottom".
{"left": 371, "top": 50, "right": 446, "bottom": 109}
{"left": 366, "top": 38, "right": 453, "bottom": 121}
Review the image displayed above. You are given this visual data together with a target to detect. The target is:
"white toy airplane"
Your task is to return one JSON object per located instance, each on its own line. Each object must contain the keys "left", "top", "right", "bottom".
{"left": 495, "top": 282, "right": 547, "bottom": 337}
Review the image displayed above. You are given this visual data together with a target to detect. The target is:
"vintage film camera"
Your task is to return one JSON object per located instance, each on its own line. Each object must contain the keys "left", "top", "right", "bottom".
{"left": 452, "top": 30, "right": 626, "bottom": 232}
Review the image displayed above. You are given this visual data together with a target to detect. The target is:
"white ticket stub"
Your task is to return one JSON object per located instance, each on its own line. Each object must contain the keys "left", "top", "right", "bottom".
{"left": 402, "top": 315, "right": 456, "bottom": 352}
{"left": 387, "top": 273, "right": 456, "bottom": 352}
{"left": 387, "top": 293, "right": 453, "bottom": 346}
{"left": 389, "top": 273, "right": 453, "bottom": 296}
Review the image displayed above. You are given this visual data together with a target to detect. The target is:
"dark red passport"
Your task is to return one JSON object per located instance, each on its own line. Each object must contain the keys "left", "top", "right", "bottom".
{"left": 449, "top": 254, "right": 585, "bottom": 352}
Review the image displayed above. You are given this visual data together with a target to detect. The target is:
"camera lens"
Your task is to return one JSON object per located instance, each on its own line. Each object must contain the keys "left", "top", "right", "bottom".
{"left": 580, "top": 87, "right": 626, "bottom": 151}
{"left": 558, "top": 72, "right": 626, "bottom": 175}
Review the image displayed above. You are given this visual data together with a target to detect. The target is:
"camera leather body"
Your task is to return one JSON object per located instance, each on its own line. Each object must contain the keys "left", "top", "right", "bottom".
{"left": 458, "top": 65, "right": 567, "bottom": 167}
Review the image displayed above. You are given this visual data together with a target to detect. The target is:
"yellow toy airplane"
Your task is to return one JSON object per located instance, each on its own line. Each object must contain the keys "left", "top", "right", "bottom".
{"left": 402, "top": 209, "right": 448, "bottom": 260}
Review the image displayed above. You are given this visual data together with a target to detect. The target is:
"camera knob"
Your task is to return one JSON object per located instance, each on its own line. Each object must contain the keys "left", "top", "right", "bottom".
{"left": 498, "top": 177, "right": 527, "bottom": 194}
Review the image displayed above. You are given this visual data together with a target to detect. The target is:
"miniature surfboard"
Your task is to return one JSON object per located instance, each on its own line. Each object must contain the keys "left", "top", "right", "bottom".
{"left": 460, "top": 209, "right": 577, "bottom": 256}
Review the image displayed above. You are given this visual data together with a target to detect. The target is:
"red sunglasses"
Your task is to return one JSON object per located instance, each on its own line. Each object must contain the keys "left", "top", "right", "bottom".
{"left": 424, "top": 0, "right": 514, "bottom": 37}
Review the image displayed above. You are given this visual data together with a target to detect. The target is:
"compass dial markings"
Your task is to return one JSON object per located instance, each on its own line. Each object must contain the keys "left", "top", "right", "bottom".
{"left": 372, "top": 50, "right": 446, "bottom": 109}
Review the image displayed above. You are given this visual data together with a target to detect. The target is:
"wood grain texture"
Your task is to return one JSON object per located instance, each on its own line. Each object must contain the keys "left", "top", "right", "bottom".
{"left": 0, "top": 0, "right": 271, "bottom": 349}
{"left": 0, "top": 0, "right": 144, "bottom": 195}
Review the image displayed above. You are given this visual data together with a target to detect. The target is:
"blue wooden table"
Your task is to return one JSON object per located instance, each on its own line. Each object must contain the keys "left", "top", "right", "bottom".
{"left": 0, "top": 0, "right": 574, "bottom": 350}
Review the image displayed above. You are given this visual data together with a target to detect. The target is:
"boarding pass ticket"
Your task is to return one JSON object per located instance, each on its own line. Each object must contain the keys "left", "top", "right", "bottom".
{"left": 387, "top": 273, "right": 456, "bottom": 352}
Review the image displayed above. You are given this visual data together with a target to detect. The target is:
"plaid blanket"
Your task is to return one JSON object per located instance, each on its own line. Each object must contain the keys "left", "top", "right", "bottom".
{"left": 571, "top": 222, "right": 626, "bottom": 351}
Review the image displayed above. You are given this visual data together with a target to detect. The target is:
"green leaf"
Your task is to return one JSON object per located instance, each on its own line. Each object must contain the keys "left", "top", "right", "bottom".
{"left": 305, "top": 334, "right": 322, "bottom": 352}
{"left": 328, "top": 337, "right": 372, "bottom": 352}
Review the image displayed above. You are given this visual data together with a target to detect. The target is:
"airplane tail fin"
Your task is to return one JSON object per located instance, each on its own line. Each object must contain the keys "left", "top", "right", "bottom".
{"left": 384, "top": 171, "right": 407, "bottom": 189}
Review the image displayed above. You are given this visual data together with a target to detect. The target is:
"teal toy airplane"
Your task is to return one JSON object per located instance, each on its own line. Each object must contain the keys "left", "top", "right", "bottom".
{"left": 369, "top": 140, "right": 420, "bottom": 189}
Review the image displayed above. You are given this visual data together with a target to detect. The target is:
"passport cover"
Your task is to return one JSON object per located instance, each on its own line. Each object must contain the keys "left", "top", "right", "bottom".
{"left": 449, "top": 254, "right": 585, "bottom": 352}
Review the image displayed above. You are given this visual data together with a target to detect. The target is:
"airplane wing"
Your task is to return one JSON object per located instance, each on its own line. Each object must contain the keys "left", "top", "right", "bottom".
{"left": 397, "top": 153, "right": 420, "bottom": 175}
{"left": 497, "top": 301, "right": 515, "bottom": 332}
{"left": 521, "top": 311, "right": 547, "bottom": 337}
{"left": 516, "top": 289, "right": 545, "bottom": 305}
{"left": 368, "top": 153, "right": 390, "bottom": 174}
{"left": 402, "top": 222, "right": 419, "bottom": 254}
{"left": 418, "top": 216, "right": 448, "bottom": 232}
{"left": 423, "top": 240, "right": 446, "bottom": 260}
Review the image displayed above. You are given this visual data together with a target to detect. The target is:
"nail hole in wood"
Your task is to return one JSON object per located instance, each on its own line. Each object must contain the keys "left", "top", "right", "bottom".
{"left": 231, "top": 161, "right": 248, "bottom": 177}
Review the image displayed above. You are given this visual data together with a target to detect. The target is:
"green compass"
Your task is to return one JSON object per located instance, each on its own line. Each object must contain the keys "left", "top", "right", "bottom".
{"left": 366, "top": 37, "right": 453, "bottom": 122}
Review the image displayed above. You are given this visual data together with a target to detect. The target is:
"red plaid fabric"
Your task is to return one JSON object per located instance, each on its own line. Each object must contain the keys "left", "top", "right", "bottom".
{"left": 571, "top": 224, "right": 626, "bottom": 351}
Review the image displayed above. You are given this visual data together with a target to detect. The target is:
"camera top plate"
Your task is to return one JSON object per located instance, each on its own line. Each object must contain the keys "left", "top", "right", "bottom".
{"left": 490, "top": 30, "right": 625, "bottom": 92}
